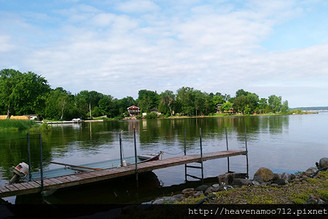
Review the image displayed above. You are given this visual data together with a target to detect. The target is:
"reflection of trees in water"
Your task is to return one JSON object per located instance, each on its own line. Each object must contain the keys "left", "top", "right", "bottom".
{"left": 137, "top": 116, "right": 290, "bottom": 150}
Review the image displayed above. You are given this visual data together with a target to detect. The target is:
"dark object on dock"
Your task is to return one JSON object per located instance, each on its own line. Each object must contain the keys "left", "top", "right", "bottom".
{"left": 137, "top": 152, "right": 162, "bottom": 162}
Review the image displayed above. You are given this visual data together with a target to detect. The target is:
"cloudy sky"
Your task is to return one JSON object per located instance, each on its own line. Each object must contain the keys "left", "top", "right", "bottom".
{"left": 1, "top": 0, "right": 328, "bottom": 107}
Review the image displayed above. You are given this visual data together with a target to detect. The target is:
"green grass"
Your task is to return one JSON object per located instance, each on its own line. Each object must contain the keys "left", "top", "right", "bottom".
{"left": 0, "top": 119, "right": 38, "bottom": 131}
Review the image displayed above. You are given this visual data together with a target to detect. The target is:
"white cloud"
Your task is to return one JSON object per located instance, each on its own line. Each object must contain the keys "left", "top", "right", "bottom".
{"left": 1, "top": 0, "right": 328, "bottom": 107}
{"left": 0, "top": 35, "right": 14, "bottom": 52}
{"left": 116, "top": 0, "right": 159, "bottom": 13}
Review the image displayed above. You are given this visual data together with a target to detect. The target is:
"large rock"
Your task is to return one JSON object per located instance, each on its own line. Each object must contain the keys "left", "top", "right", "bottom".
{"left": 302, "top": 167, "right": 318, "bottom": 177}
{"left": 319, "top": 157, "right": 328, "bottom": 168}
{"left": 232, "top": 178, "right": 253, "bottom": 186}
{"left": 281, "top": 173, "right": 296, "bottom": 182}
{"left": 196, "top": 185, "right": 209, "bottom": 192}
{"left": 217, "top": 173, "right": 247, "bottom": 185}
{"left": 182, "top": 188, "right": 195, "bottom": 198}
{"left": 254, "top": 167, "right": 274, "bottom": 182}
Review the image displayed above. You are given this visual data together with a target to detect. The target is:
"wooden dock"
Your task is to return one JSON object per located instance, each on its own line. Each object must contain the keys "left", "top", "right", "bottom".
{"left": 0, "top": 150, "right": 246, "bottom": 198}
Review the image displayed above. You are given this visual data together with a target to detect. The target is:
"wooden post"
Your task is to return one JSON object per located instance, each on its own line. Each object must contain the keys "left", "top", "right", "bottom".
{"left": 184, "top": 128, "right": 186, "bottom": 156}
{"left": 225, "top": 127, "right": 230, "bottom": 173}
{"left": 184, "top": 128, "right": 187, "bottom": 181}
{"left": 134, "top": 128, "right": 138, "bottom": 185}
{"left": 39, "top": 134, "right": 44, "bottom": 192}
{"left": 119, "top": 133, "right": 123, "bottom": 167}
{"left": 244, "top": 123, "right": 249, "bottom": 178}
{"left": 199, "top": 128, "right": 204, "bottom": 182}
{"left": 27, "top": 133, "right": 32, "bottom": 181}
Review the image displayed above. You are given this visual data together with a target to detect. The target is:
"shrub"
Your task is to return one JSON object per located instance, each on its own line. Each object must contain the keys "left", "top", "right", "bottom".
{"left": 144, "top": 112, "right": 158, "bottom": 119}
{"left": 0, "top": 119, "right": 37, "bottom": 131}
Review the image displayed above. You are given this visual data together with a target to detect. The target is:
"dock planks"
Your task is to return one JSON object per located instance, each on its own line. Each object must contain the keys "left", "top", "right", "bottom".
{"left": 0, "top": 150, "right": 246, "bottom": 198}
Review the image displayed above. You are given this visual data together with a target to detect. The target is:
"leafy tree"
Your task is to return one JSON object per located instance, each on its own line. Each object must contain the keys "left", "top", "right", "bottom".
{"left": 220, "top": 101, "right": 232, "bottom": 112}
{"left": 75, "top": 90, "right": 103, "bottom": 119}
{"left": 268, "top": 95, "right": 282, "bottom": 113}
{"left": 236, "top": 89, "right": 249, "bottom": 98}
{"left": 44, "top": 87, "right": 76, "bottom": 120}
{"left": 281, "top": 100, "right": 289, "bottom": 113}
{"left": 176, "top": 87, "right": 196, "bottom": 116}
{"left": 246, "top": 93, "right": 259, "bottom": 113}
{"left": 0, "top": 69, "right": 50, "bottom": 118}
{"left": 158, "top": 90, "right": 175, "bottom": 115}
{"left": 194, "top": 90, "right": 206, "bottom": 116}
{"left": 233, "top": 95, "right": 248, "bottom": 113}
{"left": 258, "top": 98, "right": 268, "bottom": 113}
{"left": 99, "top": 95, "right": 118, "bottom": 117}
{"left": 213, "top": 95, "right": 225, "bottom": 106}
{"left": 137, "top": 90, "right": 159, "bottom": 113}
{"left": 204, "top": 93, "right": 216, "bottom": 114}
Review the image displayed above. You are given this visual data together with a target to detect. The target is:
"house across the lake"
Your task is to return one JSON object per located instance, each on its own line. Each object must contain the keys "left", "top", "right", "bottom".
{"left": 127, "top": 106, "right": 140, "bottom": 117}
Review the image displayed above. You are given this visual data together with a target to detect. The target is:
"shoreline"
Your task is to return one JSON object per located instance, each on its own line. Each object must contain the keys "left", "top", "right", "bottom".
{"left": 149, "top": 161, "right": 328, "bottom": 205}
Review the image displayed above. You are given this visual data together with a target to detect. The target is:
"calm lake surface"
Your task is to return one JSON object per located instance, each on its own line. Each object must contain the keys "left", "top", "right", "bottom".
{"left": 1, "top": 112, "right": 328, "bottom": 204}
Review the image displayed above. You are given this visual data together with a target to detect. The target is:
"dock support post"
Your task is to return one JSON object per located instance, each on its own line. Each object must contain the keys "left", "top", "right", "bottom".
{"left": 184, "top": 128, "right": 187, "bottom": 182}
{"left": 119, "top": 133, "right": 123, "bottom": 167}
{"left": 133, "top": 128, "right": 138, "bottom": 186}
{"left": 244, "top": 124, "right": 249, "bottom": 178}
{"left": 27, "top": 133, "right": 32, "bottom": 181}
{"left": 184, "top": 128, "right": 186, "bottom": 155}
{"left": 225, "top": 127, "right": 230, "bottom": 173}
{"left": 39, "top": 134, "right": 44, "bottom": 192}
{"left": 199, "top": 128, "right": 204, "bottom": 183}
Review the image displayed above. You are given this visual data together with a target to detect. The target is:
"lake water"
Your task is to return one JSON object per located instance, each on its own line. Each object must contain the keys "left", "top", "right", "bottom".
{"left": 1, "top": 112, "right": 328, "bottom": 204}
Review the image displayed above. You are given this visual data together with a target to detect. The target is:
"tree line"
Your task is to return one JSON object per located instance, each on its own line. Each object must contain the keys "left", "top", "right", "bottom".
{"left": 0, "top": 69, "right": 289, "bottom": 120}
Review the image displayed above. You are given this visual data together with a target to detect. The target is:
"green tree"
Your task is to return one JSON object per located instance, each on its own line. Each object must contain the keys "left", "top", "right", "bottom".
{"left": 233, "top": 95, "right": 248, "bottom": 113}
{"left": 158, "top": 90, "right": 175, "bottom": 116}
{"left": 44, "top": 87, "right": 77, "bottom": 120}
{"left": 258, "top": 98, "right": 268, "bottom": 113}
{"left": 268, "top": 95, "right": 282, "bottom": 113}
{"left": 75, "top": 90, "right": 103, "bottom": 119}
{"left": 236, "top": 89, "right": 249, "bottom": 98}
{"left": 0, "top": 69, "right": 50, "bottom": 118}
{"left": 194, "top": 90, "right": 206, "bottom": 116}
{"left": 220, "top": 101, "right": 232, "bottom": 112}
{"left": 176, "top": 87, "right": 195, "bottom": 116}
{"left": 137, "top": 90, "right": 159, "bottom": 113}
{"left": 281, "top": 100, "right": 289, "bottom": 113}
{"left": 99, "top": 95, "right": 118, "bottom": 117}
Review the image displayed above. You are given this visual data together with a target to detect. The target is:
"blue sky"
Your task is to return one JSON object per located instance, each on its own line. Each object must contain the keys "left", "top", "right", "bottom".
{"left": 1, "top": 0, "right": 328, "bottom": 107}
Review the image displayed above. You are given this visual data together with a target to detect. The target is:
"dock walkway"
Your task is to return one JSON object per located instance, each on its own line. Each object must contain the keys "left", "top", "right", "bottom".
{"left": 0, "top": 150, "right": 246, "bottom": 198}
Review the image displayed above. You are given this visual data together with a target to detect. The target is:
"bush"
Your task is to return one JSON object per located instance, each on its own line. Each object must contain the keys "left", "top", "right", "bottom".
{"left": 144, "top": 112, "right": 158, "bottom": 119}
{"left": 0, "top": 119, "right": 37, "bottom": 131}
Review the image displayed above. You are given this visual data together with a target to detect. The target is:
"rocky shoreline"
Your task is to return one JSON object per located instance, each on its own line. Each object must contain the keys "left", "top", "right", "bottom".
{"left": 150, "top": 158, "right": 328, "bottom": 205}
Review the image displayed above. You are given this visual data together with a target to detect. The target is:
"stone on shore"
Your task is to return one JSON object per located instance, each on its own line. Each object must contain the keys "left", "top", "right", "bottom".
{"left": 302, "top": 167, "right": 318, "bottom": 177}
{"left": 254, "top": 167, "right": 274, "bottom": 182}
{"left": 217, "top": 173, "right": 247, "bottom": 185}
{"left": 319, "top": 157, "right": 328, "bottom": 168}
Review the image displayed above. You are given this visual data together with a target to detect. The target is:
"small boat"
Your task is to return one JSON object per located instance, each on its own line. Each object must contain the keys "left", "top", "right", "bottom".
{"left": 138, "top": 151, "right": 162, "bottom": 161}
{"left": 10, "top": 152, "right": 163, "bottom": 183}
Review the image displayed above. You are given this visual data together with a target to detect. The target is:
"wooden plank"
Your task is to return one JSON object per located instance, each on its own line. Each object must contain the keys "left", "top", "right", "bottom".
{"left": 0, "top": 186, "right": 10, "bottom": 193}
{"left": 55, "top": 176, "right": 70, "bottom": 183}
{"left": 5, "top": 184, "right": 19, "bottom": 192}
{"left": 20, "top": 182, "right": 34, "bottom": 189}
{"left": 13, "top": 183, "right": 28, "bottom": 190}
{"left": 27, "top": 181, "right": 41, "bottom": 188}
{"left": 49, "top": 178, "right": 64, "bottom": 185}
